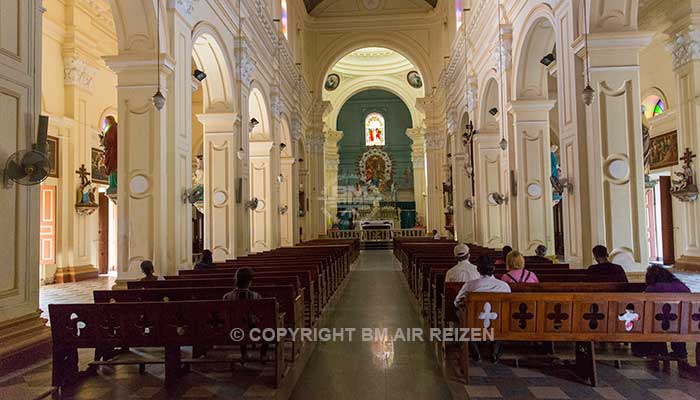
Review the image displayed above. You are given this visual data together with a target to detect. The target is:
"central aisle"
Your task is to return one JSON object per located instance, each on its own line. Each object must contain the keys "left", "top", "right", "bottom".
{"left": 290, "top": 250, "right": 453, "bottom": 400}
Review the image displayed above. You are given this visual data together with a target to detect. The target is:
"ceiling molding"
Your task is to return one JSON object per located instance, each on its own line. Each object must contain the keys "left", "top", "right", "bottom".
{"left": 304, "top": 0, "right": 437, "bottom": 14}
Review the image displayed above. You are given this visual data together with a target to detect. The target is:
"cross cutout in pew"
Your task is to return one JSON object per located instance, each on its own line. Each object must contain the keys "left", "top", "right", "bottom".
{"left": 546, "top": 303, "right": 569, "bottom": 330}
{"left": 206, "top": 312, "right": 225, "bottom": 332}
{"left": 168, "top": 311, "right": 190, "bottom": 336}
{"left": 617, "top": 307, "right": 639, "bottom": 332}
{"left": 135, "top": 314, "right": 154, "bottom": 336}
{"left": 655, "top": 303, "right": 678, "bottom": 331}
{"left": 67, "top": 313, "right": 87, "bottom": 337}
{"left": 692, "top": 307, "right": 700, "bottom": 329}
{"left": 478, "top": 302, "right": 498, "bottom": 329}
{"left": 101, "top": 313, "right": 121, "bottom": 338}
{"left": 512, "top": 303, "right": 534, "bottom": 330}
{"left": 582, "top": 303, "right": 605, "bottom": 330}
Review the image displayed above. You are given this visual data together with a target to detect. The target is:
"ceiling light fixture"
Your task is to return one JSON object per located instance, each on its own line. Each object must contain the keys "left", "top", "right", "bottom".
{"left": 152, "top": 0, "right": 165, "bottom": 111}
{"left": 582, "top": 0, "right": 595, "bottom": 106}
{"left": 193, "top": 69, "right": 207, "bottom": 81}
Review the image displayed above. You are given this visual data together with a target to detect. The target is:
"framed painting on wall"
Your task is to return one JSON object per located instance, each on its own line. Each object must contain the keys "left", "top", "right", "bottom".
{"left": 46, "top": 136, "right": 59, "bottom": 178}
{"left": 650, "top": 131, "right": 679, "bottom": 170}
{"left": 91, "top": 148, "right": 109, "bottom": 184}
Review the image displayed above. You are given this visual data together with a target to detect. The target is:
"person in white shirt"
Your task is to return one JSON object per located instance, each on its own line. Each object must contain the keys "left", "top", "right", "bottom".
{"left": 432, "top": 229, "right": 440, "bottom": 240}
{"left": 454, "top": 256, "right": 511, "bottom": 362}
{"left": 445, "top": 243, "right": 480, "bottom": 283}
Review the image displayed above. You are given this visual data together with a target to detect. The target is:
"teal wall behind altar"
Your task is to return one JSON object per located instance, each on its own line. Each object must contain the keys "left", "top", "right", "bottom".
{"left": 336, "top": 89, "right": 415, "bottom": 195}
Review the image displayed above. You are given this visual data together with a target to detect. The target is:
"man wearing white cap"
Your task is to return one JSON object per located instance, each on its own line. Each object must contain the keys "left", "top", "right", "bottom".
{"left": 445, "top": 243, "right": 480, "bottom": 283}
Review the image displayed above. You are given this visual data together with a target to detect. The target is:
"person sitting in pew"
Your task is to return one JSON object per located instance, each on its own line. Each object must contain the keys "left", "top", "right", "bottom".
{"left": 528, "top": 245, "right": 555, "bottom": 263}
{"left": 454, "top": 256, "right": 511, "bottom": 362}
{"left": 140, "top": 260, "right": 158, "bottom": 281}
{"left": 432, "top": 229, "right": 440, "bottom": 240}
{"left": 194, "top": 249, "right": 215, "bottom": 270}
{"left": 633, "top": 266, "right": 690, "bottom": 360}
{"left": 223, "top": 268, "right": 265, "bottom": 363}
{"left": 501, "top": 250, "right": 539, "bottom": 284}
{"left": 445, "top": 243, "right": 480, "bottom": 283}
{"left": 585, "top": 245, "right": 628, "bottom": 283}
{"left": 495, "top": 245, "right": 512, "bottom": 266}
{"left": 223, "top": 268, "right": 261, "bottom": 300}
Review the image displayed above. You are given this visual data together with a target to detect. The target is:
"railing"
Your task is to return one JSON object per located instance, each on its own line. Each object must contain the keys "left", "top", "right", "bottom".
{"left": 327, "top": 228, "right": 426, "bottom": 241}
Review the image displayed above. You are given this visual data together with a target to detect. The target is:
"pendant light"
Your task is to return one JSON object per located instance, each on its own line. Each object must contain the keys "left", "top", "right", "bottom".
{"left": 152, "top": 0, "right": 165, "bottom": 110}
{"left": 496, "top": 1, "right": 507, "bottom": 151}
{"left": 581, "top": 0, "right": 595, "bottom": 106}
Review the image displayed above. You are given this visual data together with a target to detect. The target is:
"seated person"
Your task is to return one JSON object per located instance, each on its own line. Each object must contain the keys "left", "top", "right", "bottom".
{"left": 525, "top": 245, "right": 554, "bottom": 263}
{"left": 194, "top": 249, "right": 215, "bottom": 270}
{"left": 454, "top": 256, "right": 511, "bottom": 362}
{"left": 633, "top": 266, "right": 690, "bottom": 360}
{"left": 501, "top": 250, "right": 539, "bottom": 283}
{"left": 223, "top": 268, "right": 261, "bottom": 300}
{"left": 585, "top": 245, "right": 628, "bottom": 283}
{"left": 432, "top": 229, "right": 440, "bottom": 240}
{"left": 445, "top": 243, "right": 480, "bottom": 283}
{"left": 223, "top": 268, "right": 264, "bottom": 362}
{"left": 494, "top": 245, "right": 512, "bottom": 266}
{"left": 140, "top": 260, "right": 158, "bottom": 281}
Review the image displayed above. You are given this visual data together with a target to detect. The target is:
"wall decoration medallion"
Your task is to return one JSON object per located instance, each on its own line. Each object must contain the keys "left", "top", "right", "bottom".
{"left": 407, "top": 70, "right": 423, "bottom": 89}
{"left": 324, "top": 73, "right": 340, "bottom": 91}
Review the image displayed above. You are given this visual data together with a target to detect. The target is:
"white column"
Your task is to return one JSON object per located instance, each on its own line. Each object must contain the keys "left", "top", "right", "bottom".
{"left": 453, "top": 135, "right": 476, "bottom": 243}
{"left": 197, "top": 113, "right": 239, "bottom": 261}
{"left": 508, "top": 100, "right": 556, "bottom": 254}
{"left": 667, "top": 21, "right": 700, "bottom": 269}
{"left": 324, "top": 130, "right": 343, "bottom": 228}
{"left": 583, "top": 31, "right": 652, "bottom": 271}
{"left": 280, "top": 157, "right": 295, "bottom": 246}
{"left": 425, "top": 132, "right": 446, "bottom": 234}
{"left": 0, "top": 0, "right": 51, "bottom": 371}
{"left": 307, "top": 133, "right": 326, "bottom": 237}
{"left": 406, "top": 128, "right": 427, "bottom": 226}
{"left": 474, "top": 133, "right": 507, "bottom": 248}
{"left": 249, "top": 141, "right": 274, "bottom": 252}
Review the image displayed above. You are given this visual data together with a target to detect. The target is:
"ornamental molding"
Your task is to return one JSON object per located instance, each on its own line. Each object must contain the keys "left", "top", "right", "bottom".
{"left": 466, "top": 77, "right": 478, "bottom": 113}
{"left": 270, "top": 92, "right": 283, "bottom": 119}
{"left": 167, "top": 0, "right": 196, "bottom": 17}
{"left": 492, "top": 26, "right": 513, "bottom": 74}
{"left": 425, "top": 133, "right": 446, "bottom": 150}
{"left": 307, "top": 133, "right": 325, "bottom": 154}
{"left": 236, "top": 38, "right": 255, "bottom": 88}
{"left": 64, "top": 56, "right": 96, "bottom": 92}
{"left": 666, "top": 26, "right": 700, "bottom": 70}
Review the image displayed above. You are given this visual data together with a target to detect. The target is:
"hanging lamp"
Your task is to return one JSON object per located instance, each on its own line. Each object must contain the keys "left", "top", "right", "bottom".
{"left": 496, "top": 1, "right": 507, "bottom": 151}
{"left": 152, "top": 0, "right": 165, "bottom": 110}
{"left": 581, "top": 0, "right": 595, "bottom": 106}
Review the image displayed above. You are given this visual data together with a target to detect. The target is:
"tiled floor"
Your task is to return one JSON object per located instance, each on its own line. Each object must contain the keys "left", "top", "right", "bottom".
{"left": 3, "top": 254, "right": 700, "bottom": 400}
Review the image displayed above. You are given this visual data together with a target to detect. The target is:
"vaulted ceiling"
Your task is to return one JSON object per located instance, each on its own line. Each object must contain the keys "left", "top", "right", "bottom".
{"left": 303, "top": 0, "right": 437, "bottom": 13}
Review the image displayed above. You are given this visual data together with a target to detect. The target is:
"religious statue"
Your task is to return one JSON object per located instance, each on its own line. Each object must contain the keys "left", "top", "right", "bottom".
{"left": 671, "top": 148, "right": 699, "bottom": 202}
{"left": 101, "top": 116, "right": 118, "bottom": 195}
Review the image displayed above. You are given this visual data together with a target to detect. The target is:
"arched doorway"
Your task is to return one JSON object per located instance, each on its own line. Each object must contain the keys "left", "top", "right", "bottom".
{"left": 248, "top": 87, "right": 273, "bottom": 252}
{"left": 191, "top": 29, "right": 236, "bottom": 262}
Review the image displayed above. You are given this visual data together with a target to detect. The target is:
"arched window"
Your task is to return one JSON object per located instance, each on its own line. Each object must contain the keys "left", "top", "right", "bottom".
{"left": 455, "top": 0, "right": 463, "bottom": 30}
{"left": 642, "top": 95, "right": 666, "bottom": 119}
{"left": 281, "top": 0, "right": 288, "bottom": 39}
{"left": 365, "top": 113, "right": 385, "bottom": 147}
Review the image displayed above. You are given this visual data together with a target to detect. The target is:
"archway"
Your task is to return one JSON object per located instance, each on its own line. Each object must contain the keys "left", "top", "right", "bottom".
{"left": 279, "top": 117, "right": 295, "bottom": 246}
{"left": 191, "top": 30, "right": 237, "bottom": 262}
{"left": 511, "top": 14, "right": 558, "bottom": 255}
{"left": 248, "top": 87, "right": 273, "bottom": 252}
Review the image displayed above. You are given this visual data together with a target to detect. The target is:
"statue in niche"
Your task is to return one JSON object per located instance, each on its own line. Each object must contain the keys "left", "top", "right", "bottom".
{"left": 101, "top": 116, "right": 118, "bottom": 195}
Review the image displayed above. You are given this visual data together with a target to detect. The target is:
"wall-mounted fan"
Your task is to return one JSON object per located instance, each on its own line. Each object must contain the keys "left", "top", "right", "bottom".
{"left": 3, "top": 116, "right": 50, "bottom": 188}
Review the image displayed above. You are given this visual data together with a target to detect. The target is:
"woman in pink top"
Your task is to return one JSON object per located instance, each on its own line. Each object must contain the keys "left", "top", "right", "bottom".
{"left": 501, "top": 250, "right": 539, "bottom": 283}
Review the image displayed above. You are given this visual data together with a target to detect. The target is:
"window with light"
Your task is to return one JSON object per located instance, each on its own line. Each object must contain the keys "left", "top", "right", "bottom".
{"left": 365, "top": 113, "right": 385, "bottom": 147}
{"left": 281, "top": 0, "right": 288, "bottom": 39}
{"left": 456, "top": 0, "right": 463, "bottom": 30}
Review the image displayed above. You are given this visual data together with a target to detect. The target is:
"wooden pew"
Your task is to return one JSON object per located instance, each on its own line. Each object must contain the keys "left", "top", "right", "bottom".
{"left": 459, "top": 292, "right": 700, "bottom": 385}
{"left": 49, "top": 299, "right": 285, "bottom": 389}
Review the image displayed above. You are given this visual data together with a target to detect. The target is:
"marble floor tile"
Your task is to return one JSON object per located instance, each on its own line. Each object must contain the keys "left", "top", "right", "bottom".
{"left": 466, "top": 385, "right": 504, "bottom": 398}
{"left": 648, "top": 388, "right": 697, "bottom": 400}
{"left": 528, "top": 386, "right": 570, "bottom": 399}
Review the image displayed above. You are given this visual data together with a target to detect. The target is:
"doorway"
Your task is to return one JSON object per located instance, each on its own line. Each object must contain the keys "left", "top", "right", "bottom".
{"left": 646, "top": 175, "right": 675, "bottom": 265}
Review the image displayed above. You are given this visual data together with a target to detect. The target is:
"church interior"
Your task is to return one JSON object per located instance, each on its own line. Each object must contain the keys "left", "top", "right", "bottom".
{"left": 4, "top": 0, "right": 700, "bottom": 399}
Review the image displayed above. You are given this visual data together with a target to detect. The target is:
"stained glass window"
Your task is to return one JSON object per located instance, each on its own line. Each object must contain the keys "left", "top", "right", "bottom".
{"left": 281, "top": 0, "right": 288, "bottom": 39}
{"left": 365, "top": 113, "right": 385, "bottom": 147}
{"left": 642, "top": 95, "right": 666, "bottom": 119}
{"left": 456, "top": 0, "right": 463, "bottom": 29}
